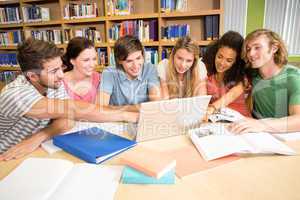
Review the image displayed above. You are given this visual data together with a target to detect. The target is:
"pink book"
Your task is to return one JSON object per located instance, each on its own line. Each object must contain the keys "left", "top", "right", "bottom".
{"left": 119, "top": 146, "right": 176, "bottom": 179}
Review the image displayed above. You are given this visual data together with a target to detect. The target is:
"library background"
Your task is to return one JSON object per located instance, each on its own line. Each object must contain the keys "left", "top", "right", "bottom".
{"left": 0, "top": 0, "right": 299, "bottom": 89}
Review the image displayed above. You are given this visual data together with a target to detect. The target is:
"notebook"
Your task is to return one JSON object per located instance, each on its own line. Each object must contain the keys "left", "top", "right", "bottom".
{"left": 53, "top": 127, "right": 136, "bottom": 164}
{"left": 119, "top": 145, "right": 176, "bottom": 179}
{"left": 129, "top": 95, "right": 211, "bottom": 142}
{"left": 0, "top": 158, "right": 123, "bottom": 200}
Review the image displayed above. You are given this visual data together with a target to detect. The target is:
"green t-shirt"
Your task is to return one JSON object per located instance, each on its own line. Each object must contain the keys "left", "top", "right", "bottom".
{"left": 252, "top": 65, "right": 300, "bottom": 118}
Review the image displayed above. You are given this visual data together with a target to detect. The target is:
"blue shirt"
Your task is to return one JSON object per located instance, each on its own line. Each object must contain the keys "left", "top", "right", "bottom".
{"left": 100, "top": 62, "right": 160, "bottom": 105}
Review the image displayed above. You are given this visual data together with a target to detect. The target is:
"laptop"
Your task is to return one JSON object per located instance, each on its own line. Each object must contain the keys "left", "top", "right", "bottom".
{"left": 130, "top": 95, "right": 211, "bottom": 142}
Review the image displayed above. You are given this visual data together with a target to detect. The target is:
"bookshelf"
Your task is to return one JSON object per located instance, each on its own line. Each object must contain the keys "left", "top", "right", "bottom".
{"left": 0, "top": 0, "right": 224, "bottom": 77}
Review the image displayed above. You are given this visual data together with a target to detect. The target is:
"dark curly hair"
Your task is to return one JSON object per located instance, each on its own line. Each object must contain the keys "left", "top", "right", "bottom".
{"left": 203, "top": 31, "right": 248, "bottom": 85}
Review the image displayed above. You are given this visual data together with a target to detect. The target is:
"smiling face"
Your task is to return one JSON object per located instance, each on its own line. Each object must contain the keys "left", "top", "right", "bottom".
{"left": 173, "top": 48, "right": 195, "bottom": 74}
{"left": 39, "top": 56, "right": 65, "bottom": 89}
{"left": 214, "top": 46, "right": 237, "bottom": 74}
{"left": 70, "top": 47, "right": 97, "bottom": 76}
{"left": 119, "top": 50, "right": 144, "bottom": 79}
{"left": 245, "top": 35, "right": 277, "bottom": 69}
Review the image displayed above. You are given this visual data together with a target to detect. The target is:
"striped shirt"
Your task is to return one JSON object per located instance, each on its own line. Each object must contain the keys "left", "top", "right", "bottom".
{"left": 0, "top": 75, "right": 68, "bottom": 153}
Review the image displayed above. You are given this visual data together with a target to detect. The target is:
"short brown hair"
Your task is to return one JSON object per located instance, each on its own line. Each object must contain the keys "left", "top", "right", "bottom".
{"left": 113, "top": 35, "right": 144, "bottom": 70}
{"left": 17, "top": 38, "right": 63, "bottom": 73}
{"left": 242, "top": 29, "right": 288, "bottom": 67}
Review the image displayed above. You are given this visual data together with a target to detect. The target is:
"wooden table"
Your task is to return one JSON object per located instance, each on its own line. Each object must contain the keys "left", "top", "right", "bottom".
{"left": 1, "top": 135, "right": 300, "bottom": 200}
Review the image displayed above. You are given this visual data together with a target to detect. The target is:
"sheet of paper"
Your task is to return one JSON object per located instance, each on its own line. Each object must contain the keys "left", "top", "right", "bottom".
{"left": 0, "top": 158, "right": 73, "bottom": 200}
{"left": 50, "top": 164, "right": 123, "bottom": 200}
{"left": 273, "top": 132, "right": 300, "bottom": 141}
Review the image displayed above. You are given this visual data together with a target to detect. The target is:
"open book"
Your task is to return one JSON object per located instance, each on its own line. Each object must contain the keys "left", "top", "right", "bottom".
{"left": 0, "top": 158, "right": 123, "bottom": 200}
{"left": 189, "top": 124, "right": 297, "bottom": 161}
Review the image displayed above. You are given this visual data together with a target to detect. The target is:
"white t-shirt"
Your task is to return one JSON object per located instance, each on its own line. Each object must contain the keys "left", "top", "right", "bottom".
{"left": 157, "top": 58, "right": 207, "bottom": 81}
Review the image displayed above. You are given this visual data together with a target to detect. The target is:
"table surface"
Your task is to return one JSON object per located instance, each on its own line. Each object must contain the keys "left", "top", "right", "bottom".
{"left": 1, "top": 133, "right": 300, "bottom": 200}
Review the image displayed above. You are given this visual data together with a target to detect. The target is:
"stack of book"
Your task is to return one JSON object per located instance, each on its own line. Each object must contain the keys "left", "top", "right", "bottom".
{"left": 22, "top": 5, "right": 50, "bottom": 23}
{"left": 120, "top": 146, "right": 176, "bottom": 184}
{"left": 0, "top": 6, "right": 22, "bottom": 24}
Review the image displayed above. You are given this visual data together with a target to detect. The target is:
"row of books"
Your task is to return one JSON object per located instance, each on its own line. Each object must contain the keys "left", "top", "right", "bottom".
{"left": 161, "top": 0, "right": 188, "bottom": 12}
{"left": 63, "top": 3, "right": 98, "bottom": 19}
{"left": 64, "top": 28, "right": 102, "bottom": 44}
{"left": 0, "top": 30, "right": 22, "bottom": 46}
{"left": 24, "top": 29, "right": 63, "bottom": 45}
{"left": 0, "top": 6, "right": 22, "bottom": 24}
{"left": 204, "top": 15, "right": 219, "bottom": 40}
{"left": 107, "top": 0, "right": 133, "bottom": 16}
{"left": 0, "top": 71, "right": 19, "bottom": 85}
{"left": 0, "top": 53, "right": 17, "bottom": 67}
{"left": 109, "top": 20, "right": 158, "bottom": 42}
{"left": 22, "top": 6, "right": 50, "bottom": 23}
{"left": 161, "top": 46, "right": 207, "bottom": 60}
{"left": 161, "top": 24, "right": 190, "bottom": 40}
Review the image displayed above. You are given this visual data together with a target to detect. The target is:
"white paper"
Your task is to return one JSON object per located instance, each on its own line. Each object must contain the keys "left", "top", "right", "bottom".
{"left": 273, "top": 132, "right": 300, "bottom": 141}
{"left": 0, "top": 158, "right": 123, "bottom": 200}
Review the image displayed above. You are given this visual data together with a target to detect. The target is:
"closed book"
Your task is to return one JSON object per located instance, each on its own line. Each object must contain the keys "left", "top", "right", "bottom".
{"left": 119, "top": 146, "right": 176, "bottom": 179}
{"left": 53, "top": 127, "right": 136, "bottom": 164}
{"left": 121, "top": 166, "right": 175, "bottom": 184}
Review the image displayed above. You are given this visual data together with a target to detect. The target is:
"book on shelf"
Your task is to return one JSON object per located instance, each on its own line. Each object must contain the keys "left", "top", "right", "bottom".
{"left": 22, "top": 6, "right": 50, "bottom": 23}
{"left": 161, "top": 24, "right": 190, "bottom": 40}
{"left": 53, "top": 127, "right": 137, "bottom": 164}
{"left": 24, "top": 29, "right": 63, "bottom": 45}
{"left": 119, "top": 145, "right": 176, "bottom": 179}
{"left": 189, "top": 124, "right": 297, "bottom": 161}
{"left": 63, "top": 2, "right": 97, "bottom": 19}
{"left": 204, "top": 15, "right": 219, "bottom": 41}
{"left": 0, "top": 71, "right": 19, "bottom": 84}
{"left": 121, "top": 166, "right": 175, "bottom": 184}
{"left": 97, "top": 48, "right": 108, "bottom": 65}
{"left": 63, "top": 28, "right": 102, "bottom": 44}
{"left": 109, "top": 19, "right": 158, "bottom": 42}
{"left": 0, "top": 30, "right": 22, "bottom": 46}
{"left": 0, "top": 6, "right": 22, "bottom": 24}
{"left": 0, "top": 158, "right": 123, "bottom": 200}
{"left": 145, "top": 47, "right": 158, "bottom": 65}
{"left": 107, "top": 0, "right": 134, "bottom": 16}
{"left": 161, "top": 0, "right": 188, "bottom": 13}
{"left": 0, "top": 53, "right": 17, "bottom": 67}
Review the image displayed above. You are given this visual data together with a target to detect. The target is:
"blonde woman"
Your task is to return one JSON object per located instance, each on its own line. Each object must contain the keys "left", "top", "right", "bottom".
{"left": 157, "top": 36, "right": 207, "bottom": 99}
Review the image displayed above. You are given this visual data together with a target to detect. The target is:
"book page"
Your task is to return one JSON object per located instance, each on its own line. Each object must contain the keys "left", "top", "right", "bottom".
{"left": 0, "top": 158, "right": 74, "bottom": 200}
{"left": 241, "top": 132, "right": 297, "bottom": 155}
{"left": 50, "top": 164, "right": 123, "bottom": 200}
{"left": 190, "top": 133, "right": 252, "bottom": 161}
{"left": 273, "top": 132, "right": 300, "bottom": 141}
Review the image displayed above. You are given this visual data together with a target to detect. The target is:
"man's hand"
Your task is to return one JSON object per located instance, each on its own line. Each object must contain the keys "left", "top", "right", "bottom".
{"left": 228, "top": 117, "right": 268, "bottom": 134}
{"left": 0, "top": 133, "right": 46, "bottom": 161}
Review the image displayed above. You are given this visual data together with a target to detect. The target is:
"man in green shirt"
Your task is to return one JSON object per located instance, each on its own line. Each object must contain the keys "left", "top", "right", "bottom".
{"left": 230, "top": 29, "right": 300, "bottom": 133}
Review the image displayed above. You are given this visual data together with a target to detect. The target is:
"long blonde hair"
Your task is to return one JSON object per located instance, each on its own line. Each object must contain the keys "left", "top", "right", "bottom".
{"left": 166, "top": 36, "right": 200, "bottom": 98}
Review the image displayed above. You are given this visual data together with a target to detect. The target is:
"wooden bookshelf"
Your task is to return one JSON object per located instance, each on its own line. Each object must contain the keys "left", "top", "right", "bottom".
{"left": 0, "top": 66, "right": 20, "bottom": 71}
{"left": 0, "top": 0, "right": 224, "bottom": 73}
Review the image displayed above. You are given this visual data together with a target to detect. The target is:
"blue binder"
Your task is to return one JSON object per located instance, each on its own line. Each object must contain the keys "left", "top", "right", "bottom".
{"left": 53, "top": 127, "right": 136, "bottom": 164}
